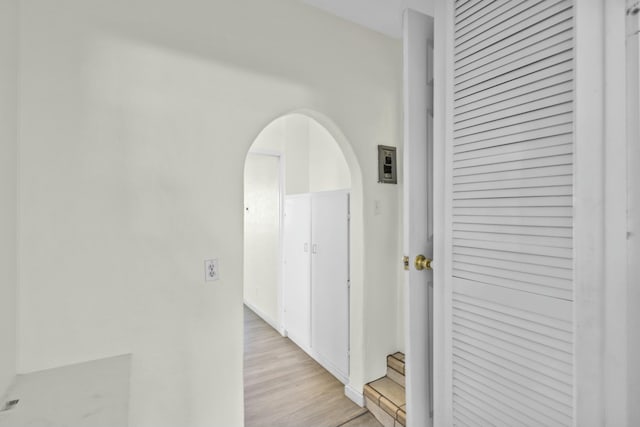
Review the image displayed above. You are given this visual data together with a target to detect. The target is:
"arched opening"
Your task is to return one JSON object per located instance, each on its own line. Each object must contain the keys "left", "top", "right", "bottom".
{"left": 243, "top": 111, "right": 366, "bottom": 420}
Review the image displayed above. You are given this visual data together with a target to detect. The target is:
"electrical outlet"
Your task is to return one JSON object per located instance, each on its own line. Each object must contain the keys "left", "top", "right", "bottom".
{"left": 204, "top": 259, "right": 219, "bottom": 281}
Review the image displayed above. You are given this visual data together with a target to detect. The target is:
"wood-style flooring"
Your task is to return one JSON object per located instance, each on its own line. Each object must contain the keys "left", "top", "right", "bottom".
{"left": 243, "top": 306, "right": 382, "bottom": 427}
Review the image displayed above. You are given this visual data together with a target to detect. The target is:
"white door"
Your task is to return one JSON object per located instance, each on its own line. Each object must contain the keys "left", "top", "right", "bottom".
{"left": 283, "top": 194, "right": 312, "bottom": 351}
{"left": 311, "top": 190, "right": 350, "bottom": 383}
{"left": 244, "top": 153, "right": 281, "bottom": 325}
{"left": 434, "top": 1, "right": 576, "bottom": 425}
{"left": 402, "top": 9, "right": 434, "bottom": 427}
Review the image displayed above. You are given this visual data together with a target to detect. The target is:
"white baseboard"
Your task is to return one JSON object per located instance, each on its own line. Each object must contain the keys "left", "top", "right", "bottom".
{"left": 243, "top": 301, "right": 285, "bottom": 336}
{"left": 286, "top": 331, "right": 312, "bottom": 356}
{"left": 310, "top": 350, "right": 349, "bottom": 385}
{"left": 344, "top": 384, "right": 364, "bottom": 407}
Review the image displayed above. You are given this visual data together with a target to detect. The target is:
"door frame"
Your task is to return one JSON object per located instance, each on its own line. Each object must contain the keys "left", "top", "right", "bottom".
{"left": 245, "top": 111, "right": 366, "bottom": 405}
{"left": 244, "top": 149, "right": 286, "bottom": 335}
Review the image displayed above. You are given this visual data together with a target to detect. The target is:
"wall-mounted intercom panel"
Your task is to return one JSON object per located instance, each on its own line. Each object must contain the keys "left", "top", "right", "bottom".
{"left": 378, "top": 145, "right": 397, "bottom": 184}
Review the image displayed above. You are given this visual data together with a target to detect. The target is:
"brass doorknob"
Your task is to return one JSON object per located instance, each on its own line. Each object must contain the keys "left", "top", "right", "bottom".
{"left": 415, "top": 255, "right": 432, "bottom": 271}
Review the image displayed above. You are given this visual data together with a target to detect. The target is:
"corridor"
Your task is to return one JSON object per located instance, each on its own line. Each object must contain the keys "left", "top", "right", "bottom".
{"left": 243, "top": 306, "right": 381, "bottom": 427}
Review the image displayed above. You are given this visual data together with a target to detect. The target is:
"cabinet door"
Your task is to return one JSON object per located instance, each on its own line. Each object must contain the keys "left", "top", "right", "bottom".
{"left": 311, "top": 191, "right": 349, "bottom": 382}
{"left": 283, "top": 195, "right": 311, "bottom": 351}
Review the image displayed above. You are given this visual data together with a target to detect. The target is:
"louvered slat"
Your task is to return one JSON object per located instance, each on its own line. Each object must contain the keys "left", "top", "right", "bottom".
{"left": 454, "top": 124, "right": 572, "bottom": 154}
{"left": 453, "top": 323, "right": 572, "bottom": 369}
{"left": 455, "top": 0, "right": 498, "bottom": 26}
{"left": 455, "top": 82, "right": 573, "bottom": 124}
{"left": 455, "top": 0, "right": 570, "bottom": 56}
{"left": 453, "top": 318, "right": 573, "bottom": 363}
{"left": 454, "top": 143, "right": 573, "bottom": 168}
{"left": 455, "top": 60, "right": 572, "bottom": 107}
{"left": 453, "top": 252, "right": 572, "bottom": 278}
{"left": 453, "top": 370, "right": 571, "bottom": 425}
{"left": 455, "top": 51, "right": 573, "bottom": 100}
{"left": 455, "top": 37, "right": 573, "bottom": 92}
{"left": 455, "top": 0, "right": 525, "bottom": 38}
{"left": 450, "top": 2, "right": 574, "bottom": 424}
{"left": 453, "top": 134, "right": 572, "bottom": 160}
{"left": 452, "top": 165, "right": 573, "bottom": 186}
{"left": 454, "top": 362, "right": 572, "bottom": 414}
{"left": 453, "top": 222, "right": 572, "bottom": 238}
{"left": 454, "top": 237, "right": 571, "bottom": 257}
{"left": 452, "top": 270, "right": 571, "bottom": 299}
{"left": 454, "top": 102, "right": 572, "bottom": 139}
{"left": 455, "top": 91, "right": 573, "bottom": 130}
{"left": 453, "top": 352, "right": 573, "bottom": 403}
{"left": 453, "top": 215, "right": 572, "bottom": 227}
{"left": 454, "top": 114, "right": 573, "bottom": 146}
{"left": 455, "top": 13, "right": 573, "bottom": 76}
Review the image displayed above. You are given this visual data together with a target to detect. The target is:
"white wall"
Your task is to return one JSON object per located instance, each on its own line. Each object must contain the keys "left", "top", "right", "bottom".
{"left": 251, "top": 114, "right": 351, "bottom": 195}
{"left": 0, "top": 0, "right": 18, "bottom": 398}
{"left": 17, "top": 1, "right": 401, "bottom": 425}
{"left": 251, "top": 114, "right": 312, "bottom": 195}
{"left": 284, "top": 116, "right": 313, "bottom": 195}
{"left": 308, "top": 118, "right": 351, "bottom": 192}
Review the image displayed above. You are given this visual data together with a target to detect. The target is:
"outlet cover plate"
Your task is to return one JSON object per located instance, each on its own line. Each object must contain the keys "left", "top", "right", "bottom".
{"left": 205, "top": 259, "right": 219, "bottom": 281}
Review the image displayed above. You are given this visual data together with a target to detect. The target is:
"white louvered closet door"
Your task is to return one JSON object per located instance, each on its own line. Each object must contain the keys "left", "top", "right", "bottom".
{"left": 447, "top": 1, "right": 574, "bottom": 426}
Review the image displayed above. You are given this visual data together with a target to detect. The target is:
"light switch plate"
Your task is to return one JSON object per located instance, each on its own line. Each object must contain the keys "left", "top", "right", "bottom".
{"left": 205, "top": 259, "right": 219, "bottom": 281}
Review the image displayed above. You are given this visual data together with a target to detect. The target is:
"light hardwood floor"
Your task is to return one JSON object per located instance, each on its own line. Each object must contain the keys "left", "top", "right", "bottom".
{"left": 243, "top": 306, "right": 382, "bottom": 427}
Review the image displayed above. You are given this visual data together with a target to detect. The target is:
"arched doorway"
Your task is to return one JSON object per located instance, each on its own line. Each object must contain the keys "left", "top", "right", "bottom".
{"left": 242, "top": 111, "right": 365, "bottom": 401}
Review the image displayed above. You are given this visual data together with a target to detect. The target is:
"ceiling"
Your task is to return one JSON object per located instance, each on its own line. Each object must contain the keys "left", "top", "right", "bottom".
{"left": 301, "top": 0, "right": 434, "bottom": 39}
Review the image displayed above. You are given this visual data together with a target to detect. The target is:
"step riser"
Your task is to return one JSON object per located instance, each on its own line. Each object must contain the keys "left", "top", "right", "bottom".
{"left": 364, "top": 373, "right": 407, "bottom": 427}
{"left": 386, "top": 356, "right": 405, "bottom": 377}
{"left": 386, "top": 367, "right": 405, "bottom": 387}
{"left": 365, "top": 397, "right": 403, "bottom": 427}
{"left": 364, "top": 355, "right": 406, "bottom": 427}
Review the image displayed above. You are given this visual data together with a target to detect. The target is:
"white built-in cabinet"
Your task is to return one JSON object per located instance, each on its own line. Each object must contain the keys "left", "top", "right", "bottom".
{"left": 283, "top": 190, "right": 350, "bottom": 384}
{"left": 283, "top": 194, "right": 312, "bottom": 350}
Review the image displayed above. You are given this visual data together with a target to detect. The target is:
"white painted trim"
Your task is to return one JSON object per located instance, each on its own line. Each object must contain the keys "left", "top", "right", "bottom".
{"left": 626, "top": 4, "right": 640, "bottom": 426}
{"left": 277, "top": 154, "right": 286, "bottom": 345}
{"left": 285, "top": 330, "right": 312, "bottom": 356}
{"left": 243, "top": 301, "right": 285, "bottom": 337}
{"left": 247, "top": 148, "right": 281, "bottom": 157}
{"left": 574, "top": 1, "right": 606, "bottom": 425}
{"left": 604, "top": 1, "right": 629, "bottom": 425}
{"left": 432, "top": 1, "right": 454, "bottom": 426}
{"left": 309, "top": 348, "right": 349, "bottom": 385}
{"left": 344, "top": 384, "right": 364, "bottom": 407}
